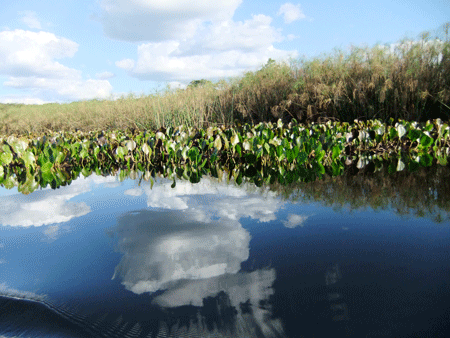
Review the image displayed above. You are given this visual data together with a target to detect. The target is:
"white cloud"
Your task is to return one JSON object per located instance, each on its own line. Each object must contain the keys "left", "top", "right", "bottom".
{"left": 0, "top": 283, "right": 48, "bottom": 302}
{"left": 19, "top": 11, "right": 42, "bottom": 29}
{"left": 43, "top": 225, "right": 62, "bottom": 240}
{"left": 277, "top": 3, "right": 306, "bottom": 23}
{"left": 139, "top": 176, "right": 282, "bottom": 223}
{"left": 104, "top": 1, "right": 297, "bottom": 82}
{"left": 95, "top": 71, "right": 115, "bottom": 79}
{"left": 4, "top": 77, "right": 113, "bottom": 101}
{"left": 99, "top": 0, "right": 242, "bottom": 42}
{"left": 115, "top": 58, "right": 135, "bottom": 71}
{"left": 110, "top": 205, "right": 285, "bottom": 336}
{"left": 111, "top": 210, "right": 250, "bottom": 293}
{"left": 0, "top": 174, "right": 117, "bottom": 228}
{"left": 124, "top": 188, "right": 144, "bottom": 196}
{"left": 0, "top": 29, "right": 113, "bottom": 102}
{"left": 281, "top": 213, "right": 312, "bottom": 228}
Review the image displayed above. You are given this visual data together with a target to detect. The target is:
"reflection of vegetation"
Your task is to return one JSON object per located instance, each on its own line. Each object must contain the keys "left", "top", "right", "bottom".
{"left": 1, "top": 23, "right": 449, "bottom": 135}
{"left": 1, "top": 118, "right": 449, "bottom": 195}
{"left": 267, "top": 163, "right": 450, "bottom": 224}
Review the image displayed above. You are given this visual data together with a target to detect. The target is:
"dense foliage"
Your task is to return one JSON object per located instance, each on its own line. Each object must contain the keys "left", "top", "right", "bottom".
{"left": 1, "top": 118, "right": 449, "bottom": 194}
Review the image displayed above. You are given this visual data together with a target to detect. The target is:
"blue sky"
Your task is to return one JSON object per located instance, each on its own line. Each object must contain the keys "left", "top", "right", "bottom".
{"left": 0, "top": 0, "right": 448, "bottom": 104}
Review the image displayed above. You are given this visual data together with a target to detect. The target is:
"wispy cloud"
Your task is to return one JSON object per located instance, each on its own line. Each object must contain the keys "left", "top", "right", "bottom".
{"left": 19, "top": 11, "right": 42, "bottom": 29}
{"left": 277, "top": 3, "right": 306, "bottom": 24}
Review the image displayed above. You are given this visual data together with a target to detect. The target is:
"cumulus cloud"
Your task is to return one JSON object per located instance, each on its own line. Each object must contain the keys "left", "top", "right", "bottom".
{"left": 277, "top": 3, "right": 306, "bottom": 23}
{"left": 99, "top": 0, "right": 242, "bottom": 42}
{"left": 0, "top": 174, "right": 117, "bottom": 228}
{"left": 111, "top": 209, "right": 250, "bottom": 293}
{"left": 101, "top": 1, "right": 297, "bottom": 81}
{"left": 110, "top": 206, "right": 284, "bottom": 336}
{"left": 19, "top": 11, "right": 42, "bottom": 29}
{"left": 139, "top": 176, "right": 282, "bottom": 223}
{"left": 0, "top": 29, "right": 113, "bottom": 102}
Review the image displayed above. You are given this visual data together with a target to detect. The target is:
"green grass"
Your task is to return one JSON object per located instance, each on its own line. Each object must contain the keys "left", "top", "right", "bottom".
{"left": 1, "top": 22, "right": 449, "bottom": 136}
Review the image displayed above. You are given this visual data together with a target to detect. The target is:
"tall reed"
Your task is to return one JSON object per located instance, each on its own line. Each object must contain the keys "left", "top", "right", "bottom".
{"left": 1, "top": 23, "right": 449, "bottom": 135}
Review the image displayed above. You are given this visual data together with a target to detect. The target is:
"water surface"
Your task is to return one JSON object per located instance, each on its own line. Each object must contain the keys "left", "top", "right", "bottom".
{"left": 1, "top": 173, "right": 449, "bottom": 337}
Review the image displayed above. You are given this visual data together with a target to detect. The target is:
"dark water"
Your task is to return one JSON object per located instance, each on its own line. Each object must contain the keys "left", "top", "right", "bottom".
{"left": 0, "top": 174, "right": 449, "bottom": 337}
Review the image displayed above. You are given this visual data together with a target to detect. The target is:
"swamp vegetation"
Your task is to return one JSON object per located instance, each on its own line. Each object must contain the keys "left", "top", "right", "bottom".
{"left": 0, "top": 23, "right": 449, "bottom": 204}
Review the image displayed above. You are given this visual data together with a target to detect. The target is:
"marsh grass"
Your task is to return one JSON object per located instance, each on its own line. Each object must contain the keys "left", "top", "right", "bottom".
{"left": 1, "top": 23, "right": 449, "bottom": 135}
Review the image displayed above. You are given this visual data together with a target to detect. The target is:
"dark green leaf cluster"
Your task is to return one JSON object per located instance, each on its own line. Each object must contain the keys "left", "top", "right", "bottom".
{"left": 0, "top": 118, "right": 449, "bottom": 194}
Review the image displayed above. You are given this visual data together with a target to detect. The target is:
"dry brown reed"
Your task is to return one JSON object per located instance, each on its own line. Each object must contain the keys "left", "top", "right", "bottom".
{"left": 1, "top": 23, "right": 449, "bottom": 135}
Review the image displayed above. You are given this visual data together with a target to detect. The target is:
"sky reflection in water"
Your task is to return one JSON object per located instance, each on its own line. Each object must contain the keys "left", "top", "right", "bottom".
{"left": 0, "top": 174, "right": 449, "bottom": 337}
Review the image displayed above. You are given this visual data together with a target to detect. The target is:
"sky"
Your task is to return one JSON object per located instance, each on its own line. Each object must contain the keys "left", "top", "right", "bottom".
{"left": 0, "top": 0, "right": 448, "bottom": 105}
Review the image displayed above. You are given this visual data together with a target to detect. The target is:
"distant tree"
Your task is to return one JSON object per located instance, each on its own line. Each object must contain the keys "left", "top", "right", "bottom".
{"left": 188, "top": 79, "right": 213, "bottom": 88}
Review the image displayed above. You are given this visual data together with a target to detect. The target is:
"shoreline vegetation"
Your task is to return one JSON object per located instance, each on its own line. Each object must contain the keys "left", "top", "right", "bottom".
{"left": 1, "top": 24, "right": 450, "bottom": 196}
{"left": 1, "top": 23, "right": 449, "bottom": 136}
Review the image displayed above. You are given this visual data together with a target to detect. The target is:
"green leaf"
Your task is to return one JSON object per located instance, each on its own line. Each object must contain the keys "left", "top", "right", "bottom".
{"left": 80, "top": 148, "right": 89, "bottom": 159}
{"left": 22, "top": 150, "right": 36, "bottom": 169}
{"left": 316, "top": 149, "right": 325, "bottom": 162}
{"left": 389, "top": 127, "right": 397, "bottom": 140}
{"left": 82, "top": 167, "right": 92, "bottom": 177}
{"left": 419, "top": 153, "right": 433, "bottom": 167}
{"left": 3, "top": 175, "right": 16, "bottom": 189}
{"left": 116, "top": 146, "right": 126, "bottom": 160}
{"left": 0, "top": 151, "right": 13, "bottom": 165}
{"left": 286, "top": 149, "right": 294, "bottom": 163}
{"left": 10, "top": 139, "right": 28, "bottom": 156}
{"left": 408, "top": 160, "right": 420, "bottom": 172}
{"left": 235, "top": 144, "right": 242, "bottom": 157}
{"left": 315, "top": 162, "right": 325, "bottom": 174}
{"left": 236, "top": 172, "right": 243, "bottom": 185}
{"left": 297, "top": 151, "right": 307, "bottom": 164}
{"left": 437, "top": 155, "right": 448, "bottom": 166}
{"left": 264, "top": 142, "right": 270, "bottom": 155}
{"left": 293, "top": 145, "right": 299, "bottom": 158}
{"left": 276, "top": 145, "right": 283, "bottom": 158}
{"left": 214, "top": 135, "right": 222, "bottom": 151}
{"left": 331, "top": 161, "right": 343, "bottom": 176}
{"left": 408, "top": 129, "right": 422, "bottom": 141}
{"left": 332, "top": 145, "right": 341, "bottom": 160}
{"left": 41, "top": 162, "right": 53, "bottom": 173}
{"left": 419, "top": 135, "right": 433, "bottom": 148}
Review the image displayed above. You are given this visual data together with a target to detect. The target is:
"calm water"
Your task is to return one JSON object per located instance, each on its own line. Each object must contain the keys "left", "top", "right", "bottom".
{"left": 0, "top": 173, "right": 449, "bottom": 338}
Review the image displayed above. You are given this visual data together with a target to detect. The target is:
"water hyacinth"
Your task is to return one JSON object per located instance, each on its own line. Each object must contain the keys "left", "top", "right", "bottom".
{"left": 1, "top": 118, "right": 449, "bottom": 194}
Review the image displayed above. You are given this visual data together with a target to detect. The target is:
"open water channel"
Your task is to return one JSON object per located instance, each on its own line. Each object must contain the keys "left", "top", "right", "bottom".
{"left": 0, "top": 167, "right": 449, "bottom": 337}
